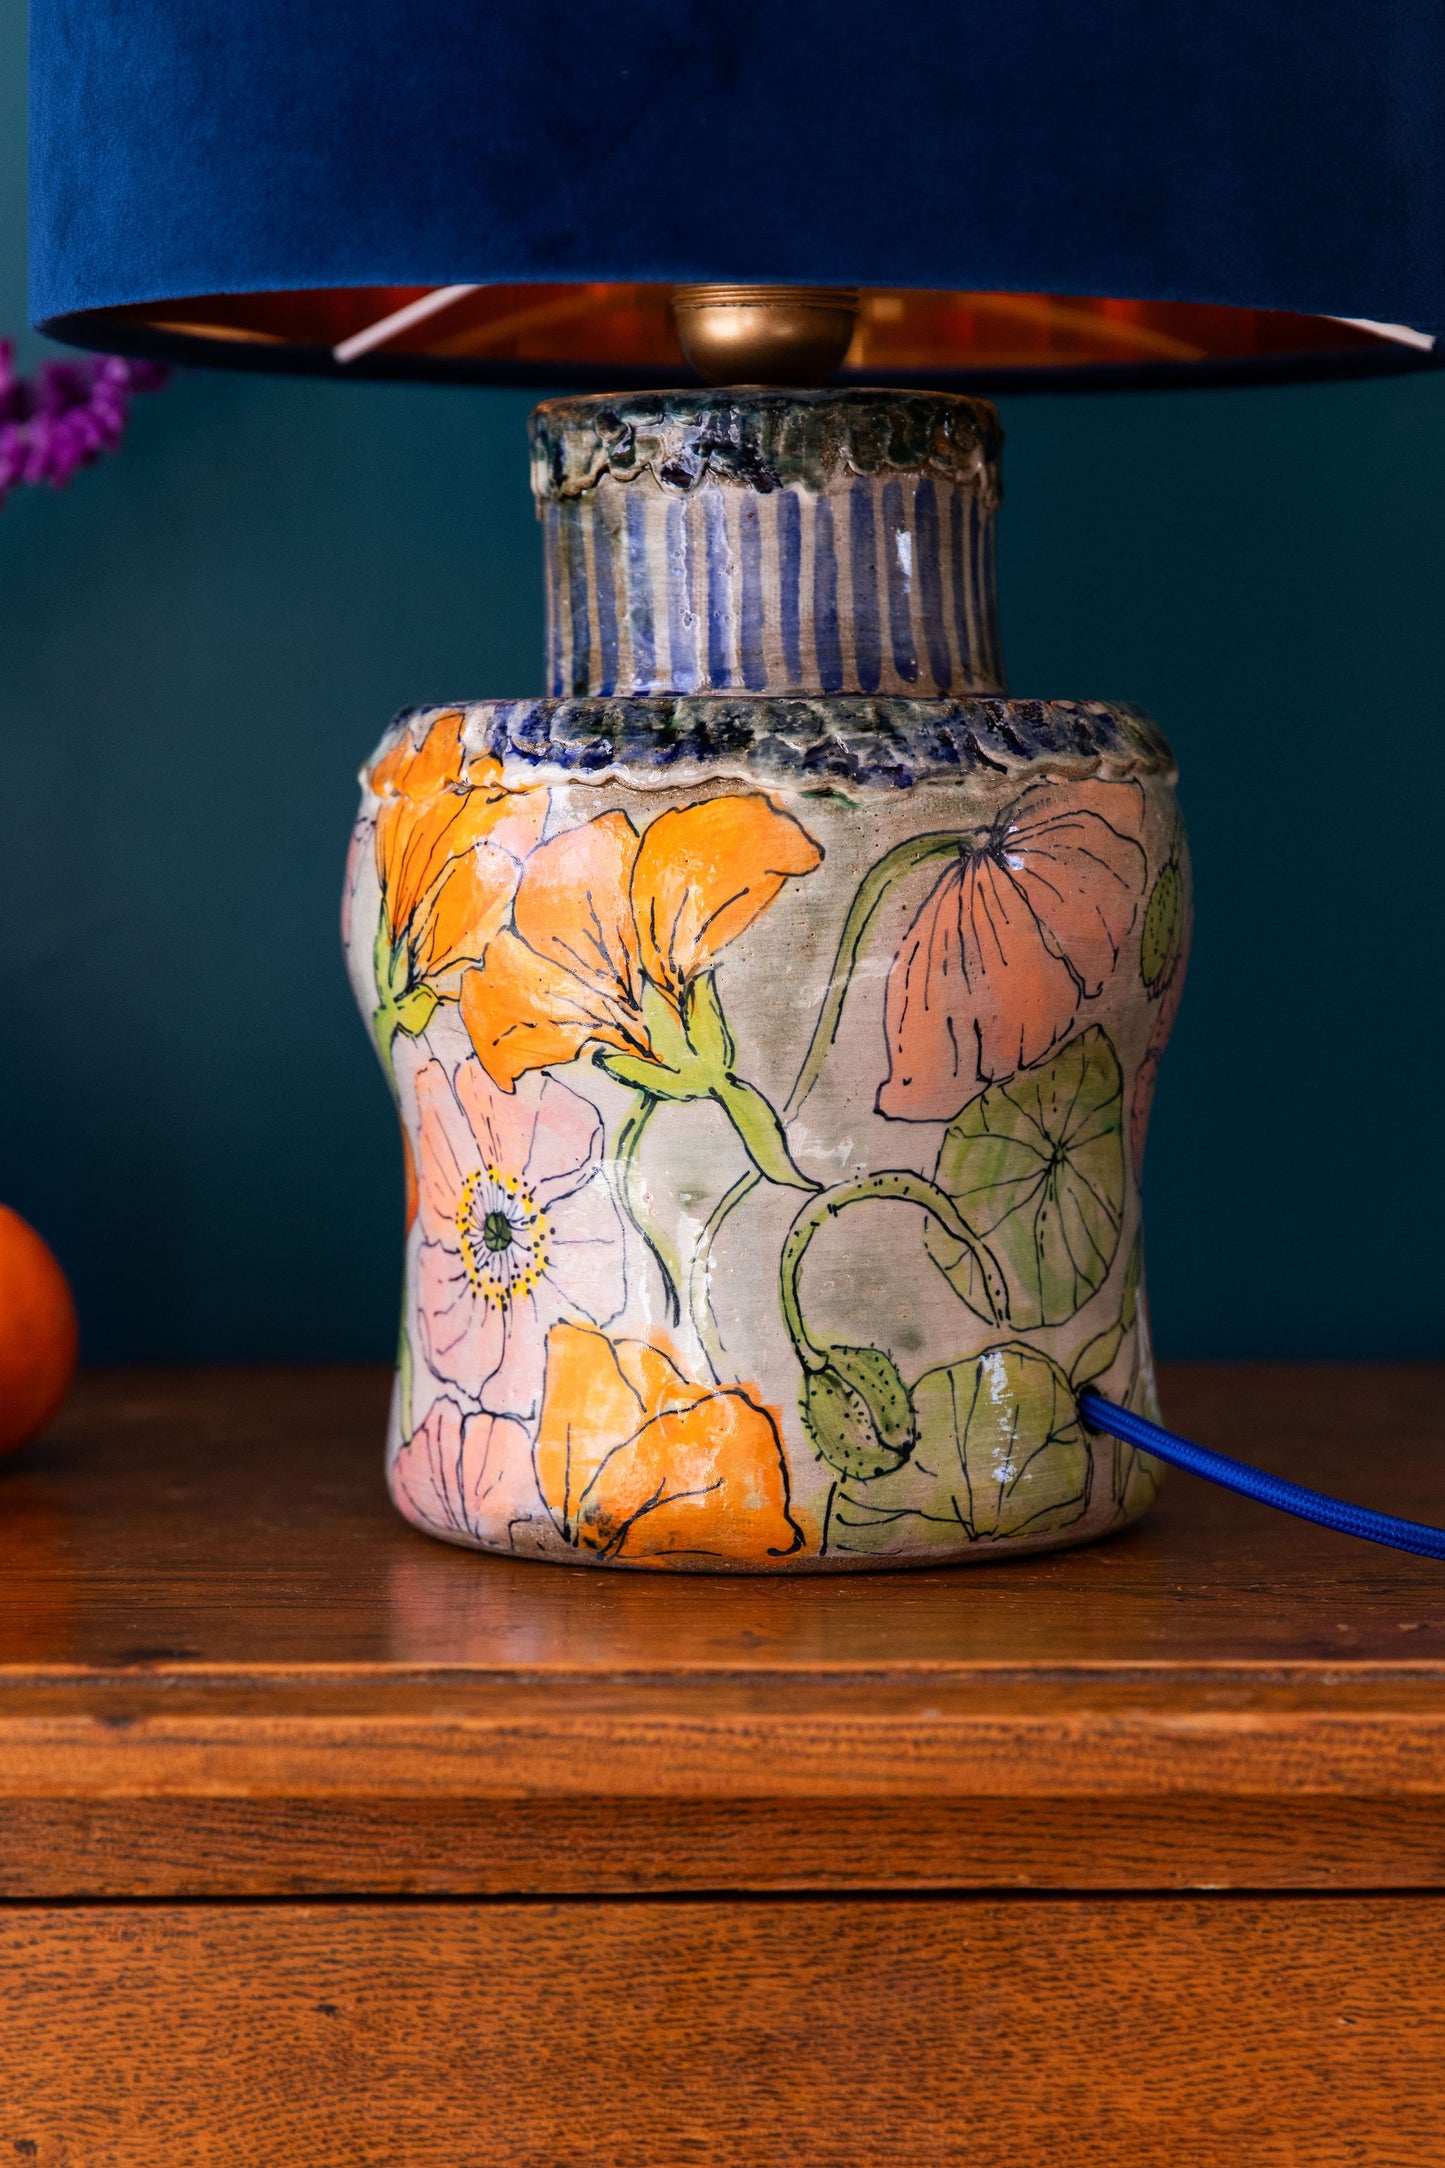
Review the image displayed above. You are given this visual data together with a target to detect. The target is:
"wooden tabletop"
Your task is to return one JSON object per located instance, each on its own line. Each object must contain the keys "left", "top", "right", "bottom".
{"left": 6, "top": 1367, "right": 1445, "bottom": 2166}
{"left": 2, "top": 1362, "right": 1443, "bottom": 1898}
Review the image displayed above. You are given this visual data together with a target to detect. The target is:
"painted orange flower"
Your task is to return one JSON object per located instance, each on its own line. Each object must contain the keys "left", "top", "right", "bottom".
{"left": 459, "top": 794, "right": 823, "bottom": 1091}
{"left": 369, "top": 709, "right": 546, "bottom": 1020}
{"left": 878, "top": 780, "right": 1146, "bottom": 1120}
{"left": 534, "top": 1320, "right": 804, "bottom": 1566}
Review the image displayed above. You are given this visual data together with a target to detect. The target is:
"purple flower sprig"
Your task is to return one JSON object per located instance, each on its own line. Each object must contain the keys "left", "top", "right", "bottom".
{"left": 0, "top": 340, "right": 169, "bottom": 508}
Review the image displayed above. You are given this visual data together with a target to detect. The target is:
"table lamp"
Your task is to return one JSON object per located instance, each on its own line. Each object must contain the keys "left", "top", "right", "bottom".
{"left": 30, "top": 2, "right": 1445, "bottom": 1573}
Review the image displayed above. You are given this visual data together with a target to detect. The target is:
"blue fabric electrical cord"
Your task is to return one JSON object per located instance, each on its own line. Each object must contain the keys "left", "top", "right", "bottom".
{"left": 1078, "top": 1389, "right": 1445, "bottom": 1562}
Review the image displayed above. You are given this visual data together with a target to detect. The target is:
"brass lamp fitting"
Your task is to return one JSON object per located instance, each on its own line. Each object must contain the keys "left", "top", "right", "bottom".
{"left": 671, "top": 285, "right": 861, "bottom": 387}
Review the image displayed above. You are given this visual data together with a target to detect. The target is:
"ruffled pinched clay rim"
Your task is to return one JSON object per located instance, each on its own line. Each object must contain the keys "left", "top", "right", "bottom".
{"left": 377, "top": 696, "right": 1174, "bottom": 796}
{"left": 529, "top": 388, "right": 1004, "bottom": 507}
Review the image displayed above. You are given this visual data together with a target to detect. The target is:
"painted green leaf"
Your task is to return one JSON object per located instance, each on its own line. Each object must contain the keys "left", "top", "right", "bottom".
{"left": 1113, "top": 1438, "right": 1162, "bottom": 1520}
{"left": 927, "top": 1027, "right": 1125, "bottom": 1329}
{"left": 1070, "top": 1316, "right": 1124, "bottom": 1392}
{"left": 1120, "top": 1230, "right": 1140, "bottom": 1333}
{"left": 1141, "top": 858, "right": 1186, "bottom": 994}
{"left": 1069, "top": 1234, "right": 1141, "bottom": 1391}
{"left": 681, "top": 970, "right": 736, "bottom": 1072}
{"left": 802, "top": 1344, "right": 915, "bottom": 1480}
{"left": 1108, "top": 1371, "right": 1165, "bottom": 1520}
{"left": 827, "top": 1342, "right": 1092, "bottom": 1556}
{"left": 1074, "top": 1331, "right": 1164, "bottom": 1525}
{"left": 393, "top": 985, "right": 439, "bottom": 1037}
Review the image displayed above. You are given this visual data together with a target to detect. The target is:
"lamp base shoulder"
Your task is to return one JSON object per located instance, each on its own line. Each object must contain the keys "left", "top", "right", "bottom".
{"left": 387, "top": 693, "right": 1175, "bottom": 795}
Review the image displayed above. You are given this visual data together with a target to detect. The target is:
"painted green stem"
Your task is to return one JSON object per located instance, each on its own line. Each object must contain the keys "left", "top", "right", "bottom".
{"left": 682, "top": 1082, "right": 816, "bottom": 1374}
{"left": 786, "top": 829, "right": 975, "bottom": 1116}
{"left": 688, "top": 1168, "right": 757, "bottom": 1380}
{"left": 372, "top": 920, "right": 439, "bottom": 1089}
{"left": 678, "top": 1078, "right": 817, "bottom": 1372}
{"left": 614, "top": 1091, "right": 682, "bottom": 1325}
{"left": 780, "top": 1169, "right": 1005, "bottom": 1368}
{"left": 371, "top": 918, "right": 401, "bottom": 1090}
{"left": 373, "top": 1013, "right": 399, "bottom": 1096}
{"left": 688, "top": 828, "right": 979, "bottom": 1369}
{"left": 712, "top": 1074, "right": 818, "bottom": 1194}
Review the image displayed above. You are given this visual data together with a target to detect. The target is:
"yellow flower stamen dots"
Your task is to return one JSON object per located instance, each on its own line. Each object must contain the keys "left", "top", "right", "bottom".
{"left": 455, "top": 1165, "right": 549, "bottom": 1310}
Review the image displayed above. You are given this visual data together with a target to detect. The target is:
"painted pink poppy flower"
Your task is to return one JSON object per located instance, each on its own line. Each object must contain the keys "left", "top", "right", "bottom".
{"left": 878, "top": 780, "right": 1147, "bottom": 1121}
{"left": 413, "top": 1054, "right": 626, "bottom": 1421}
{"left": 389, "top": 1394, "right": 535, "bottom": 1546}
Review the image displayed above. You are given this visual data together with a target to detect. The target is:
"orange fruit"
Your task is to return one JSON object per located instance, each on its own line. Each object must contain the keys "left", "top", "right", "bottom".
{"left": 0, "top": 1205, "right": 79, "bottom": 1455}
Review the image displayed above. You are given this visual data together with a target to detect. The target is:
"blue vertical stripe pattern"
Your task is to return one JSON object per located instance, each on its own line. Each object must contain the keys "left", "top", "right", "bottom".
{"left": 881, "top": 477, "right": 918, "bottom": 686}
{"left": 591, "top": 494, "right": 619, "bottom": 698}
{"left": 543, "top": 500, "right": 562, "bottom": 697}
{"left": 739, "top": 494, "right": 766, "bottom": 693}
{"left": 624, "top": 491, "right": 656, "bottom": 693}
{"left": 703, "top": 488, "right": 733, "bottom": 690}
{"left": 848, "top": 481, "right": 882, "bottom": 695}
{"left": 969, "top": 492, "right": 987, "bottom": 689}
{"left": 812, "top": 498, "right": 843, "bottom": 694}
{"left": 664, "top": 496, "right": 698, "bottom": 694}
{"left": 778, "top": 490, "right": 803, "bottom": 687}
{"left": 980, "top": 511, "right": 1000, "bottom": 688}
{"left": 561, "top": 496, "right": 591, "bottom": 698}
{"left": 915, "top": 480, "right": 952, "bottom": 691}
{"left": 542, "top": 468, "right": 1002, "bottom": 700}
{"left": 948, "top": 490, "right": 970, "bottom": 688}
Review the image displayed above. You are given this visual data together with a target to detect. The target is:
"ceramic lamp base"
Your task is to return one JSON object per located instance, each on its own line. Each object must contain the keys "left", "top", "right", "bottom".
{"left": 344, "top": 390, "right": 1188, "bottom": 1572}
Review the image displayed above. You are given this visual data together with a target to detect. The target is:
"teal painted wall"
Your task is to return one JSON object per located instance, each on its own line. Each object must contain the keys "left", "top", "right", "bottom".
{"left": 3, "top": 0, "right": 1442, "bottom": 1362}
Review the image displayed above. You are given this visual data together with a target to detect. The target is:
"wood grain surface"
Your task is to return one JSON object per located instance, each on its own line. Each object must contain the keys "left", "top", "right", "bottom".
{"left": 4, "top": 1368, "right": 1445, "bottom": 2165}
{"left": 5, "top": 1794, "right": 1445, "bottom": 1899}
{"left": 2, "top": 1895, "right": 1441, "bottom": 2167}
{"left": 1, "top": 1364, "right": 1443, "bottom": 1895}
{"left": 6, "top": 1364, "right": 1445, "bottom": 1669}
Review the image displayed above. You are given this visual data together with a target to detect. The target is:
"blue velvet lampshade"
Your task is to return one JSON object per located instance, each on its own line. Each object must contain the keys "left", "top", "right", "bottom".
{"left": 28, "top": 0, "right": 1445, "bottom": 389}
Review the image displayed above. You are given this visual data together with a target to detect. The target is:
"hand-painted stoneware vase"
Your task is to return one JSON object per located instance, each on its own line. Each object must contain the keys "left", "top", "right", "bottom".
{"left": 345, "top": 389, "right": 1189, "bottom": 1573}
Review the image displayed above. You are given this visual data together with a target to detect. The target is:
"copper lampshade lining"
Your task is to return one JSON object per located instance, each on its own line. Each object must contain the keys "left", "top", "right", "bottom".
{"left": 42, "top": 282, "right": 1434, "bottom": 388}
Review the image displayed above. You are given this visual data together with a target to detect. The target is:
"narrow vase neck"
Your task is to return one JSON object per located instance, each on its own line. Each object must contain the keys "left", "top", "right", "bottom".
{"left": 530, "top": 389, "right": 1006, "bottom": 701}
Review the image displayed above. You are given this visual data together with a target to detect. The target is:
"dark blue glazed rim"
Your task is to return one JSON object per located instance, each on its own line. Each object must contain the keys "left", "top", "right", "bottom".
{"left": 413, "top": 694, "right": 1174, "bottom": 792}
